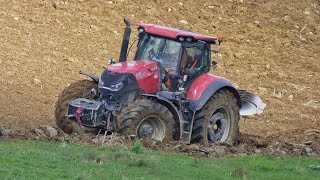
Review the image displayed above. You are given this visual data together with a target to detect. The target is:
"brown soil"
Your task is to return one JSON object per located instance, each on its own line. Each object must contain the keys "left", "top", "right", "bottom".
{"left": 2, "top": 129, "right": 318, "bottom": 157}
{"left": 0, "top": 0, "right": 319, "bottom": 154}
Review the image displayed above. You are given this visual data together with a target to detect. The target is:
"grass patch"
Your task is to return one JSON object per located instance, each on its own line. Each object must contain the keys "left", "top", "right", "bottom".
{"left": 0, "top": 140, "right": 319, "bottom": 179}
{"left": 130, "top": 139, "right": 144, "bottom": 154}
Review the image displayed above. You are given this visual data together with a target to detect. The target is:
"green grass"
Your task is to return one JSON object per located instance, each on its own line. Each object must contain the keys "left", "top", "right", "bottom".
{"left": 0, "top": 140, "right": 319, "bottom": 179}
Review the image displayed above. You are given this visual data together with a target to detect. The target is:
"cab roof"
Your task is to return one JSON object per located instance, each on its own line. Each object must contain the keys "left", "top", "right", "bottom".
{"left": 138, "top": 23, "right": 217, "bottom": 44}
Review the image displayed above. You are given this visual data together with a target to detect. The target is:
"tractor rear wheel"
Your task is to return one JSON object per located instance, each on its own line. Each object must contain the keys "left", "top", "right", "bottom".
{"left": 191, "top": 89, "right": 240, "bottom": 145}
{"left": 55, "top": 80, "right": 97, "bottom": 134}
{"left": 117, "top": 99, "right": 175, "bottom": 141}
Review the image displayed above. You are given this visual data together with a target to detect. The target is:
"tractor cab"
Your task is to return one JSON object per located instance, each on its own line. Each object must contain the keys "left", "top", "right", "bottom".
{"left": 134, "top": 23, "right": 220, "bottom": 91}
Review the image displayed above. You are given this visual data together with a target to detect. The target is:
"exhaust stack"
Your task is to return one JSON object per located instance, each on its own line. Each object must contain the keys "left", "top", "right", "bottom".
{"left": 118, "top": 18, "right": 131, "bottom": 62}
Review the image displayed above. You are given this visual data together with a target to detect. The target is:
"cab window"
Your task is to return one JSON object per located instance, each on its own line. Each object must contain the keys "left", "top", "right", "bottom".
{"left": 135, "top": 36, "right": 182, "bottom": 73}
{"left": 180, "top": 42, "right": 209, "bottom": 77}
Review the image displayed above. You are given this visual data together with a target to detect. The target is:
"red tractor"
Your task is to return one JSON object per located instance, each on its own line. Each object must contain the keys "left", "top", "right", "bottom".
{"left": 55, "top": 19, "right": 266, "bottom": 145}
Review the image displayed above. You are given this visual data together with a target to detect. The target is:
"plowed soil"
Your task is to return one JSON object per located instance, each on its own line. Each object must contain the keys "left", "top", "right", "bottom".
{"left": 0, "top": 0, "right": 319, "bottom": 151}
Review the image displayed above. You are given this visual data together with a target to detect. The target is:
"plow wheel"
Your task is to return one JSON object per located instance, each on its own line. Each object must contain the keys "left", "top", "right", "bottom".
{"left": 191, "top": 89, "right": 240, "bottom": 145}
{"left": 117, "top": 99, "right": 175, "bottom": 141}
{"left": 54, "top": 80, "right": 97, "bottom": 134}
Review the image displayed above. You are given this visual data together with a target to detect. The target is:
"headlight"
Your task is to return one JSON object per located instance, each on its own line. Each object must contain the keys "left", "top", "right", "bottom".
{"left": 136, "top": 71, "right": 148, "bottom": 80}
{"left": 110, "top": 81, "right": 124, "bottom": 90}
{"left": 136, "top": 72, "right": 143, "bottom": 79}
{"left": 99, "top": 80, "right": 124, "bottom": 91}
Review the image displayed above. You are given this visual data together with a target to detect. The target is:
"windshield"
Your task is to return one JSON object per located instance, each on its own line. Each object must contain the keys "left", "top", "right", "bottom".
{"left": 135, "top": 35, "right": 182, "bottom": 73}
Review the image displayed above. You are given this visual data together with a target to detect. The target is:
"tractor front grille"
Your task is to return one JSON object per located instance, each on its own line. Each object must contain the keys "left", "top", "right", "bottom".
{"left": 98, "top": 70, "right": 140, "bottom": 104}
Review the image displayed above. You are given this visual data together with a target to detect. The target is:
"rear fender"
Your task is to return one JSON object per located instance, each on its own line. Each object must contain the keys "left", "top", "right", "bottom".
{"left": 187, "top": 74, "right": 241, "bottom": 111}
{"left": 194, "top": 80, "right": 241, "bottom": 111}
{"left": 141, "top": 94, "right": 183, "bottom": 141}
{"left": 80, "top": 72, "right": 99, "bottom": 82}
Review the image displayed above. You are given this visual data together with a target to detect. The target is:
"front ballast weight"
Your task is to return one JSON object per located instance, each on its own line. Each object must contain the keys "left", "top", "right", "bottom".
{"left": 67, "top": 98, "right": 106, "bottom": 128}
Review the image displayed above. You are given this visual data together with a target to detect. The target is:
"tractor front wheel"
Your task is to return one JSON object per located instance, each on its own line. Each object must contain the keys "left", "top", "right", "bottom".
{"left": 55, "top": 80, "right": 97, "bottom": 134}
{"left": 117, "top": 99, "right": 175, "bottom": 141}
{"left": 191, "top": 89, "right": 240, "bottom": 146}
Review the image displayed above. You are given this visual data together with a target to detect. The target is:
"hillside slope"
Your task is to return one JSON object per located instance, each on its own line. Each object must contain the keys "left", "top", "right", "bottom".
{"left": 0, "top": 0, "right": 319, "bottom": 144}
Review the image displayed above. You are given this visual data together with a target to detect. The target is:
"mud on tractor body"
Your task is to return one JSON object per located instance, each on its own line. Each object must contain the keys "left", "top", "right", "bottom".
{"left": 55, "top": 19, "right": 266, "bottom": 145}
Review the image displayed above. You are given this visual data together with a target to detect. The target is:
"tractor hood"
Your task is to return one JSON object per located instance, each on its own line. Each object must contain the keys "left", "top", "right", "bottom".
{"left": 105, "top": 60, "right": 160, "bottom": 94}
{"left": 108, "top": 60, "right": 158, "bottom": 75}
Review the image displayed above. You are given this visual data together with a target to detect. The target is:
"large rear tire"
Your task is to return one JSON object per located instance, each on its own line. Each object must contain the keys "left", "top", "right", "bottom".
{"left": 191, "top": 89, "right": 240, "bottom": 146}
{"left": 117, "top": 99, "right": 175, "bottom": 141}
{"left": 55, "top": 80, "right": 97, "bottom": 134}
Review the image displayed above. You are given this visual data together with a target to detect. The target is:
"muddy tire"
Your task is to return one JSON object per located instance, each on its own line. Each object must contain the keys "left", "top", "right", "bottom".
{"left": 117, "top": 98, "right": 175, "bottom": 141}
{"left": 55, "top": 80, "right": 97, "bottom": 134}
{"left": 191, "top": 89, "right": 240, "bottom": 145}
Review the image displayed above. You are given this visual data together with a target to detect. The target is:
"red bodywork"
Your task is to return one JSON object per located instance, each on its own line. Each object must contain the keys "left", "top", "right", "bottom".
{"left": 108, "top": 61, "right": 224, "bottom": 100}
{"left": 139, "top": 23, "right": 217, "bottom": 44}
{"left": 186, "top": 73, "right": 223, "bottom": 100}
{"left": 108, "top": 60, "right": 160, "bottom": 94}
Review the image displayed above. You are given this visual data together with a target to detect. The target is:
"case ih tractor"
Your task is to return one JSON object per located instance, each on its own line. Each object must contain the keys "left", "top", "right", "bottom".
{"left": 55, "top": 19, "right": 266, "bottom": 145}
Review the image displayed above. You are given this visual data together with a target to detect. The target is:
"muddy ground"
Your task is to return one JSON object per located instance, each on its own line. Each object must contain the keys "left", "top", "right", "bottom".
{"left": 0, "top": 0, "right": 319, "bottom": 156}
{"left": 1, "top": 127, "right": 319, "bottom": 157}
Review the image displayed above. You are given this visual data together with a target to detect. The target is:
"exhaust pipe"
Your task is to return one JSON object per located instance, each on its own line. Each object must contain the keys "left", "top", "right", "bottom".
{"left": 118, "top": 18, "right": 131, "bottom": 62}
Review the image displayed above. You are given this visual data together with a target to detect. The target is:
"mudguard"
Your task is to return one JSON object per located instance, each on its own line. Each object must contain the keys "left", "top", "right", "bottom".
{"left": 186, "top": 73, "right": 241, "bottom": 111}
{"left": 80, "top": 72, "right": 99, "bottom": 82}
{"left": 187, "top": 73, "right": 266, "bottom": 116}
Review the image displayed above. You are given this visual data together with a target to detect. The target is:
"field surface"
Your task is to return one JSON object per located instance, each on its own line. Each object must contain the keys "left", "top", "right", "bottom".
{"left": 0, "top": 0, "right": 319, "bottom": 153}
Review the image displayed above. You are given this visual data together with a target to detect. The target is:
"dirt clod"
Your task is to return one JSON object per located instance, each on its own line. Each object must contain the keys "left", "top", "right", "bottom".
{"left": 254, "top": 149, "right": 262, "bottom": 154}
{"left": 179, "top": 20, "right": 188, "bottom": 25}
{"left": 33, "top": 78, "right": 42, "bottom": 85}
{"left": 34, "top": 126, "right": 59, "bottom": 138}
{"left": 305, "top": 147, "right": 313, "bottom": 154}
{"left": 0, "top": 127, "right": 12, "bottom": 136}
{"left": 213, "top": 146, "right": 227, "bottom": 156}
{"left": 188, "top": 144, "right": 200, "bottom": 151}
{"left": 34, "top": 128, "right": 46, "bottom": 137}
{"left": 282, "top": 15, "right": 290, "bottom": 22}
{"left": 44, "top": 126, "right": 59, "bottom": 138}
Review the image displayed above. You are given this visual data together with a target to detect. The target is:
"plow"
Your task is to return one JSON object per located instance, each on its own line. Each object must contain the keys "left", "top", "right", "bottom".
{"left": 55, "top": 19, "right": 266, "bottom": 145}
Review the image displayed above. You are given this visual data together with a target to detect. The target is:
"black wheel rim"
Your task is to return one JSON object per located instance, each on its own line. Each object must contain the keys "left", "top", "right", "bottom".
{"left": 207, "top": 106, "right": 231, "bottom": 143}
{"left": 137, "top": 115, "right": 165, "bottom": 141}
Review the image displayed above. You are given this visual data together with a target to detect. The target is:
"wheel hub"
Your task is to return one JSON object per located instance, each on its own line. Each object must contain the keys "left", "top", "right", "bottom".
{"left": 136, "top": 115, "right": 165, "bottom": 141}
{"left": 138, "top": 123, "right": 154, "bottom": 138}
{"left": 207, "top": 107, "right": 230, "bottom": 143}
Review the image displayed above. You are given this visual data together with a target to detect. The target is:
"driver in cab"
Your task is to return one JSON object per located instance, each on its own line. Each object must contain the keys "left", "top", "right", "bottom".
{"left": 180, "top": 49, "right": 199, "bottom": 77}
